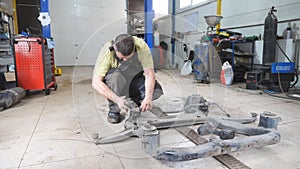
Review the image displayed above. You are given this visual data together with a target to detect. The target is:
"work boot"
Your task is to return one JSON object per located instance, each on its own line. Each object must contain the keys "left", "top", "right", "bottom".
{"left": 107, "top": 111, "right": 123, "bottom": 124}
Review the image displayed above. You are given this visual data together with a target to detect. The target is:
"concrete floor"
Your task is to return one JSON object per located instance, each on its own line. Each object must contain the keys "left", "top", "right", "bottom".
{"left": 1, "top": 66, "right": 300, "bottom": 169}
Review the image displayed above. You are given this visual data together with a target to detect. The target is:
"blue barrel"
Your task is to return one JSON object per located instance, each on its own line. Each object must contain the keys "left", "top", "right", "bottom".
{"left": 194, "top": 43, "right": 209, "bottom": 82}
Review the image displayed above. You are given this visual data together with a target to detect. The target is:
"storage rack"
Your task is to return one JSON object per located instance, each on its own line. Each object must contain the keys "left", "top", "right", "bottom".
{"left": 217, "top": 40, "right": 255, "bottom": 82}
{"left": 0, "top": 9, "right": 14, "bottom": 89}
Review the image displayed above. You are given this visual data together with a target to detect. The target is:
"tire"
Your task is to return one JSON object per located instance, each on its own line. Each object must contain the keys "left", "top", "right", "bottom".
{"left": 45, "top": 89, "right": 51, "bottom": 95}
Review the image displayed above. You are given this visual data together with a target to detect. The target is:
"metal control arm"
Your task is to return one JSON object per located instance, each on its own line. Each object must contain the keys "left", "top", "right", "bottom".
{"left": 153, "top": 118, "right": 280, "bottom": 161}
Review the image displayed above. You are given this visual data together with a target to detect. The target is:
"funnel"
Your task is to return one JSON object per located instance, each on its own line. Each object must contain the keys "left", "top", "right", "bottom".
{"left": 204, "top": 15, "right": 223, "bottom": 28}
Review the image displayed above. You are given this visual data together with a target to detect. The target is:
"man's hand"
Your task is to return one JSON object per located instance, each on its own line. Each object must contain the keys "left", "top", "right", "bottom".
{"left": 140, "top": 97, "right": 153, "bottom": 112}
{"left": 116, "top": 97, "right": 130, "bottom": 111}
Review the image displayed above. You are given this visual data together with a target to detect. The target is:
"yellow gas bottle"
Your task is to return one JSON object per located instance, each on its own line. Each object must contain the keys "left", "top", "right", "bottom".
{"left": 54, "top": 66, "right": 62, "bottom": 76}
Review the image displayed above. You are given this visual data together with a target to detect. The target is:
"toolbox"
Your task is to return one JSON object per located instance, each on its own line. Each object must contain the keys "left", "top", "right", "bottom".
{"left": 13, "top": 37, "right": 57, "bottom": 95}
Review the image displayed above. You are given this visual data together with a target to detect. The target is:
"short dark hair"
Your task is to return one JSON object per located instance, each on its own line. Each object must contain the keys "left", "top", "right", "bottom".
{"left": 114, "top": 34, "right": 135, "bottom": 56}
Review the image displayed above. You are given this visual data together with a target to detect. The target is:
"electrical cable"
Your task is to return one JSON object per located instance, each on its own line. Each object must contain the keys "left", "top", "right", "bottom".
{"left": 274, "top": 37, "right": 299, "bottom": 88}
{"left": 263, "top": 37, "right": 300, "bottom": 100}
{"left": 262, "top": 88, "right": 300, "bottom": 101}
{"left": 277, "top": 71, "right": 286, "bottom": 94}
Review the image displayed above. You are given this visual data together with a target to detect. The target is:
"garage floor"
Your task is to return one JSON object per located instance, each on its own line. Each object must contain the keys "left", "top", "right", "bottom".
{"left": 1, "top": 66, "right": 300, "bottom": 169}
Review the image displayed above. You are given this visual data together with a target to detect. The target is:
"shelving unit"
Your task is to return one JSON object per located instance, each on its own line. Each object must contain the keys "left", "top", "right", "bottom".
{"left": 0, "top": 10, "right": 13, "bottom": 68}
{"left": 230, "top": 41, "right": 255, "bottom": 70}
{"left": 127, "top": 0, "right": 145, "bottom": 37}
{"left": 217, "top": 40, "right": 255, "bottom": 82}
{"left": 0, "top": 9, "right": 14, "bottom": 89}
{"left": 217, "top": 41, "right": 254, "bottom": 69}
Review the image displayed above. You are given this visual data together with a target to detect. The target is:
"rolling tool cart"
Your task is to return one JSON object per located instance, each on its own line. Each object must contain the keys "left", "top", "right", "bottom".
{"left": 13, "top": 37, "right": 57, "bottom": 95}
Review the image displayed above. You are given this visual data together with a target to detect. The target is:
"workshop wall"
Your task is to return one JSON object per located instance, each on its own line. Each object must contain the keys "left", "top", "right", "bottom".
{"left": 50, "top": 0, "right": 126, "bottom": 66}
{"left": 155, "top": 0, "right": 300, "bottom": 68}
{"left": 221, "top": 0, "right": 300, "bottom": 37}
{"left": 49, "top": 0, "right": 300, "bottom": 67}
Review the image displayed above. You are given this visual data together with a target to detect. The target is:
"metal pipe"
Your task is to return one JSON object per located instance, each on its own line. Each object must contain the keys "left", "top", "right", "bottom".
{"left": 171, "top": 0, "right": 176, "bottom": 66}
{"left": 216, "top": 0, "right": 222, "bottom": 34}
{"left": 144, "top": 0, "right": 154, "bottom": 50}
{"left": 223, "top": 18, "right": 300, "bottom": 30}
{"left": 40, "top": 0, "right": 51, "bottom": 38}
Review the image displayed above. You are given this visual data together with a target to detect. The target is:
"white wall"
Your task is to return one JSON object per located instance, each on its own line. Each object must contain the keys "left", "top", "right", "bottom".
{"left": 50, "top": 0, "right": 300, "bottom": 66}
{"left": 222, "top": 0, "right": 300, "bottom": 37}
{"left": 50, "top": 0, "right": 127, "bottom": 66}
{"left": 155, "top": 0, "right": 300, "bottom": 67}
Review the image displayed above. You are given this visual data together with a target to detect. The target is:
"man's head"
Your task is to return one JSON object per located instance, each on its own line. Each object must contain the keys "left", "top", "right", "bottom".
{"left": 113, "top": 34, "right": 135, "bottom": 61}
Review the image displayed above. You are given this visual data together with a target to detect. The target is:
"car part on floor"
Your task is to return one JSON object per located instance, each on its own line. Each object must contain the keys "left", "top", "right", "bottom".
{"left": 258, "top": 111, "right": 281, "bottom": 129}
{"left": 150, "top": 106, "right": 252, "bottom": 168}
{"left": 160, "top": 95, "right": 209, "bottom": 114}
{"left": 155, "top": 117, "right": 280, "bottom": 161}
{"left": 93, "top": 95, "right": 279, "bottom": 162}
{"left": 93, "top": 95, "right": 256, "bottom": 144}
{"left": 93, "top": 107, "right": 208, "bottom": 144}
{"left": 0, "top": 87, "right": 26, "bottom": 111}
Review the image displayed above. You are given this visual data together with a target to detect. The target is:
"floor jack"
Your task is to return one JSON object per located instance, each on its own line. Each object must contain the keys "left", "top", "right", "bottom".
{"left": 93, "top": 95, "right": 281, "bottom": 161}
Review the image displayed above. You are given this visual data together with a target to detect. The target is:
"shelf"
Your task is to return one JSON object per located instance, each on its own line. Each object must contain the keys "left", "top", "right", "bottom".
{"left": 217, "top": 40, "right": 255, "bottom": 70}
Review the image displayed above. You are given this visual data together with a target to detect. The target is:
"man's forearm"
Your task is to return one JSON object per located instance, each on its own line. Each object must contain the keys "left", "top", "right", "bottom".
{"left": 92, "top": 75, "right": 120, "bottom": 103}
{"left": 144, "top": 69, "right": 155, "bottom": 100}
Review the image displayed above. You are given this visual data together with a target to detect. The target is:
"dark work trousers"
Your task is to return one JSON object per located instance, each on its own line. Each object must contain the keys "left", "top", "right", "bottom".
{"left": 104, "top": 54, "right": 163, "bottom": 113}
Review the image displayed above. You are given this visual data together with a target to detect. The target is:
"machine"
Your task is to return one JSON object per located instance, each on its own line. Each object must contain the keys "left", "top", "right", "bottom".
{"left": 193, "top": 15, "right": 223, "bottom": 83}
{"left": 261, "top": 7, "right": 297, "bottom": 92}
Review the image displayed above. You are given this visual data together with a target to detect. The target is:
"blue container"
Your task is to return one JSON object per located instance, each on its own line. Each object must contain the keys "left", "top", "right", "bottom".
{"left": 193, "top": 43, "right": 209, "bottom": 82}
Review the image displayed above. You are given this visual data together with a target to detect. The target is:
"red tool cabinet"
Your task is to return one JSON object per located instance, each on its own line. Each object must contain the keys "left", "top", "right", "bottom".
{"left": 13, "top": 37, "right": 57, "bottom": 95}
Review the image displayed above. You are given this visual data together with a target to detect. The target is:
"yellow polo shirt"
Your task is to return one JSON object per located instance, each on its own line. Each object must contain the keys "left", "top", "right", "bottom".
{"left": 94, "top": 36, "right": 154, "bottom": 77}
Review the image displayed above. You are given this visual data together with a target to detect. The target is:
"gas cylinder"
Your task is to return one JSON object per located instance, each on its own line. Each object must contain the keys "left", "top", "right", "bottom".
{"left": 263, "top": 6, "right": 278, "bottom": 65}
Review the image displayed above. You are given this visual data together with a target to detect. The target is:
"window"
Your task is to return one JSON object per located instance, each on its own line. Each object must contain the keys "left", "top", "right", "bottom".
{"left": 192, "top": 0, "right": 207, "bottom": 5}
{"left": 180, "top": 0, "right": 192, "bottom": 8}
{"left": 180, "top": 0, "right": 208, "bottom": 8}
{"left": 184, "top": 12, "right": 198, "bottom": 32}
{"left": 153, "top": 0, "right": 169, "bottom": 18}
